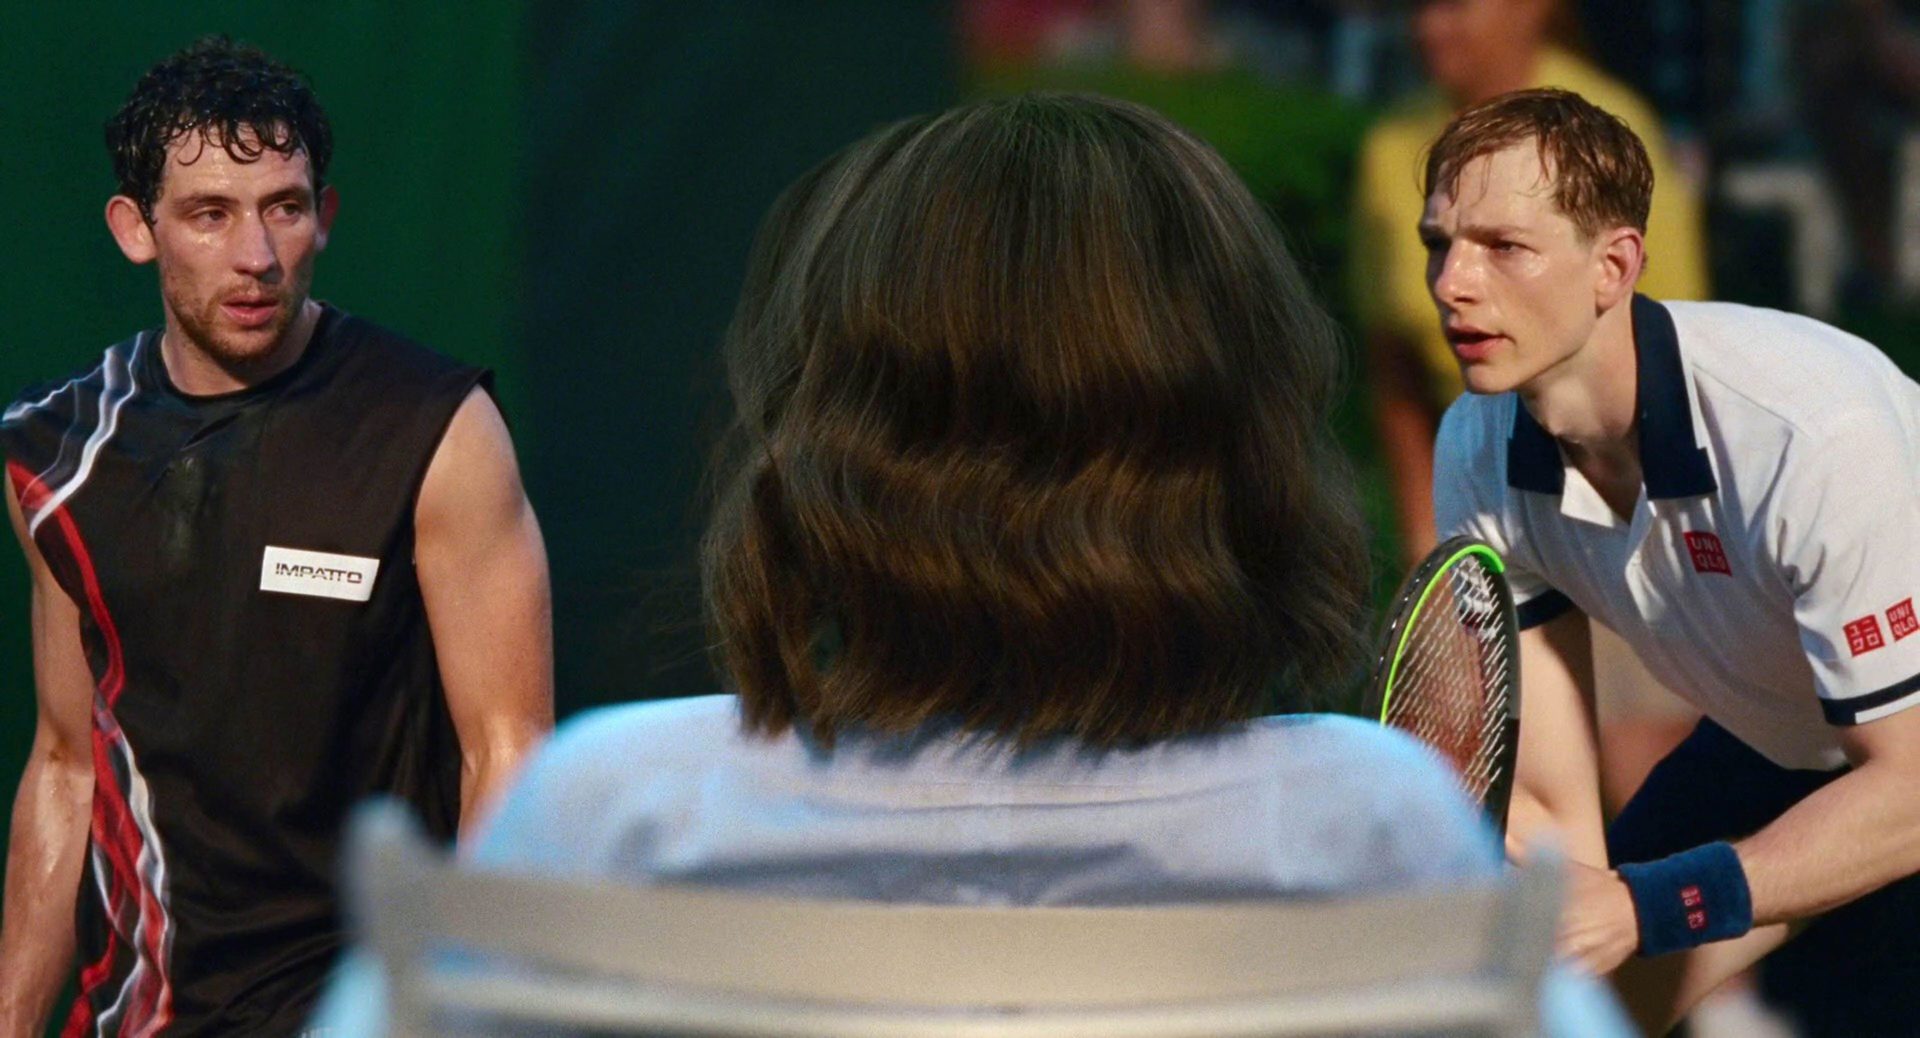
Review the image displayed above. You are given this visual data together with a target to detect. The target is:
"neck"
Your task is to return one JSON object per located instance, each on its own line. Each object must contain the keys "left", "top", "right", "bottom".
{"left": 1517, "top": 300, "right": 1638, "bottom": 466}
{"left": 161, "top": 299, "right": 322, "bottom": 396}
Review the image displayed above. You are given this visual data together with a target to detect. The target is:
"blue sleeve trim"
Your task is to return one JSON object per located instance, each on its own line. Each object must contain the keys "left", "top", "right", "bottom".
{"left": 1820, "top": 669, "right": 1920, "bottom": 726}
{"left": 1516, "top": 589, "right": 1574, "bottom": 630}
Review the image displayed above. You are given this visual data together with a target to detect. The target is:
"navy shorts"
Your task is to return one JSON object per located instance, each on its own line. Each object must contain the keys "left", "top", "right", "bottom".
{"left": 1607, "top": 718, "right": 1920, "bottom": 1037}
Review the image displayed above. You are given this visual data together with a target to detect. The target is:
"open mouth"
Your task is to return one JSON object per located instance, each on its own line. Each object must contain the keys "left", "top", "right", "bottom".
{"left": 1445, "top": 327, "right": 1503, "bottom": 360}
{"left": 221, "top": 298, "right": 279, "bottom": 327}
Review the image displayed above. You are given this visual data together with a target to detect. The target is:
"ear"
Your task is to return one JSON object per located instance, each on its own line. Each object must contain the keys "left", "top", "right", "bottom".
{"left": 315, "top": 185, "right": 340, "bottom": 251}
{"left": 104, "top": 195, "right": 156, "bottom": 264}
{"left": 1593, "top": 226, "right": 1644, "bottom": 311}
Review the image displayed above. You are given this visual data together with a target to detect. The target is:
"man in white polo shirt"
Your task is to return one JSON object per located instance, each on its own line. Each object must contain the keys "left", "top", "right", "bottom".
{"left": 1424, "top": 88, "right": 1920, "bottom": 1034}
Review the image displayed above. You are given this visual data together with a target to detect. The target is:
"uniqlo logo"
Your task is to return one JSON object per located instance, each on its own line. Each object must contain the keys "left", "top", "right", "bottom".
{"left": 1846, "top": 615, "right": 1887, "bottom": 657}
{"left": 1680, "top": 886, "right": 1707, "bottom": 930}
{"left": 1889, "top": 599, "right": 1919, "bottom": 641}
{"left": 1684, "top": 531, "right": 1731, "bottom": 575}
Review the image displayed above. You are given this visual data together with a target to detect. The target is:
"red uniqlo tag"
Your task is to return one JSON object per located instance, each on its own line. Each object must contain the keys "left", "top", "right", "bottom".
{"left": 1680, "top": 885, "right": 1702, "bottom": 908}
{"left": 1687, "top": 909, "right": 1708, "bottom": 931}
{"left": 1684, "top": 531, "right": 1731, "bottom": 575}
{"left": 1889, "top": 599, "right": 1919, "bottom": 641}
{"left": 1847, "top": 615, "right": 1887, "bottom": 657}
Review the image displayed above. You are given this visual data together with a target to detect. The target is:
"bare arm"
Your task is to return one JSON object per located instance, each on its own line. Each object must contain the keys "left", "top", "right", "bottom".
{"left": 1366, "top": 331, "right": 1442, "bottom": 569}
{"left": 1499, "top": 613, "right": 1793, "bottom": 1034}
{"left": 1533, "top": 619, "right": 1795, "bottom": 1036}
{"left": 1561, "top": 695, "right": 1920, "bottom": 1030}
{"left": 1505, "top": 607, "right": 1608, "bottom": 867}
{"left": 414, "top": 389, "right": 554, "bottom": 842}
{"left": 1557, "top": 708, "right": 1920, "bottom": 1029}
{"left": 1735, "top": 706, "right": 1920, "bottom": 922}
{"left": 0, "top": 481, "right": 96, "bottom": 1033}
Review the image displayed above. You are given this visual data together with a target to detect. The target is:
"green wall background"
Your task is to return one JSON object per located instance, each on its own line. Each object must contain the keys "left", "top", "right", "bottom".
{"left": 521, "top": 0, "right": 954, "bottom": 710}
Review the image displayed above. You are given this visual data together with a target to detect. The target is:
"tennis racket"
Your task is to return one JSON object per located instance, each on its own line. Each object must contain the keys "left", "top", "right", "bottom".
{"left": 1363, "top": 537, "right": 1521, "bottom": 835}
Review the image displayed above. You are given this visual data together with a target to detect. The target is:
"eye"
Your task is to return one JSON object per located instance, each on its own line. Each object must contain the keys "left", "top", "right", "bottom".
{"left": 190, "top": 208, "right": 228, "bottom": 228}
{"left": 1419, "top": 235, "right": 1447, "bottom": 254}
{"left": 1492, "top": 240, "right": 1523, "bottom": 254}
{"left": 269, "top": 200, "right": 307, "bottom": 220}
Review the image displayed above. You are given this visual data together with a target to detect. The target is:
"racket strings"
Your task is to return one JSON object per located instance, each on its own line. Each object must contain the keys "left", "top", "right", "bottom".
{"left": 1383, "top": 560, "right": 1515, "bottom": 805}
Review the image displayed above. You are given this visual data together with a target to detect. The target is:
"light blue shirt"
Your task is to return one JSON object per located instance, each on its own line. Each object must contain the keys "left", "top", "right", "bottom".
{"left": 315, "top": 696, "right": 1632, "bottom": 1035}
{"left": 474, "top": 695, "right": 1500, "bottom": 899}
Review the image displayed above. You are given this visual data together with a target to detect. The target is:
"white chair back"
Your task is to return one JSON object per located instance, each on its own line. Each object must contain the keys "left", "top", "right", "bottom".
{"left": 346, "top": 801, "right": 1561, "bottom": 1037}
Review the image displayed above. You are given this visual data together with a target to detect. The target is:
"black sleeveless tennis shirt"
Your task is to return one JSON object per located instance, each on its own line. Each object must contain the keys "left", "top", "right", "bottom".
{"left": 1, "top": 306, "right": 487, "bottom": 1035}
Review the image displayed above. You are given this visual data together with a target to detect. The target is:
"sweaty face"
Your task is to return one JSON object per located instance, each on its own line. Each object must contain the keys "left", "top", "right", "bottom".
{"left": 147, "top": 130, "right": 327, "bottom": 370}
{"left": 1419, "top": 144, "right": 1605, "bottom": 396}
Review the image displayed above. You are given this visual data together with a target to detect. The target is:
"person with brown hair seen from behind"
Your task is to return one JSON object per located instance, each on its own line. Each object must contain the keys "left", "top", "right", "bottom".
{"left": 426, "top": 92, "right": 1633, "bottom": 1038}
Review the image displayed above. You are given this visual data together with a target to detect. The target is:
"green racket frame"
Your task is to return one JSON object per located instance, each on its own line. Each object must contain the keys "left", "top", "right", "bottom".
{"left": 1362, "top": 536, "right": 1522, "bottom": 833}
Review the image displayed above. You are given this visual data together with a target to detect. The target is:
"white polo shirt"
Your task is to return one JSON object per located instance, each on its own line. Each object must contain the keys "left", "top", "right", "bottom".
{"left": 1436, "top": 297, "right": 1920, "bottom": 770}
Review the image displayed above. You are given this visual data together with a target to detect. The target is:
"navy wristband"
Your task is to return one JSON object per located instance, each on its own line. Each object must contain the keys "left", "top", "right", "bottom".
{"left": 1618, "top": 842, "right": 1753, "bottom": 957}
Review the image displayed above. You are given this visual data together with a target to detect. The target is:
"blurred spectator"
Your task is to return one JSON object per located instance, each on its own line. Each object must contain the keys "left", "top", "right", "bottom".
{"left": 961, "top": 0, "right": 1104, "bottom": 69}
{"left": 1753, "top": 30, "right": 1920, "bottom": 1028}
{"left": 1796, "top": 0, "right": 1920, "bottom": 312}
{"left": 1350, "top": 0, "right": 1708, "bottom": 568}
{"left": 964, "top": 0, "right": 1370, "bottom": 323}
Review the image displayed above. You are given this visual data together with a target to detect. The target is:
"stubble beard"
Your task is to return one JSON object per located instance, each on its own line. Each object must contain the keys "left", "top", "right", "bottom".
{"left": 162, "top": 266, "right": 313, "bottom": 375}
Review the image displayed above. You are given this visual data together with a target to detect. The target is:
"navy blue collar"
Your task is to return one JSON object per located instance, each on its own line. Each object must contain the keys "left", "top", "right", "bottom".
{"left": 1506, "top": 295, "right": 1717, "bottom": 499}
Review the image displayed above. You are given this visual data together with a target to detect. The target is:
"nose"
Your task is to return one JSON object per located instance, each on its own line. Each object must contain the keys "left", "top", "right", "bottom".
{"left": 231, "top": 211, "right": 280, "bottom": 280}
{"left": 1429, "top": 242, "right": 1480, "bottom": 309}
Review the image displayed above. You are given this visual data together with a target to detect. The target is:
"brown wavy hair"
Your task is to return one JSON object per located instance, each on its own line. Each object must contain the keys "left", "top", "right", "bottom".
{"left": 704, "top": 94, "right": 1369, "bottom": 747}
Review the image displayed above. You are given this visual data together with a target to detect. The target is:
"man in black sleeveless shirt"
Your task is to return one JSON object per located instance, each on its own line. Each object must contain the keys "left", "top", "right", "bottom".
{"left": 0, "top": 38, "right": 554, "bottom": 1035}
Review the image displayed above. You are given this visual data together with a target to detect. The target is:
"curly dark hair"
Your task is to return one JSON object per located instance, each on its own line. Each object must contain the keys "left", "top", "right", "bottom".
{"left": 106, "top": 36, "right": 332, "bottom": 219}
{"left": 704, "top": 94, "right": 1371, "bottom": 748}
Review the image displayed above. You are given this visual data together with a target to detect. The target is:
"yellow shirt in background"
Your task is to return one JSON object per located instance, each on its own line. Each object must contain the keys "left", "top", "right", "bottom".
{"left": 1350, "top": 48, "right": 1709, "bottom": 402}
